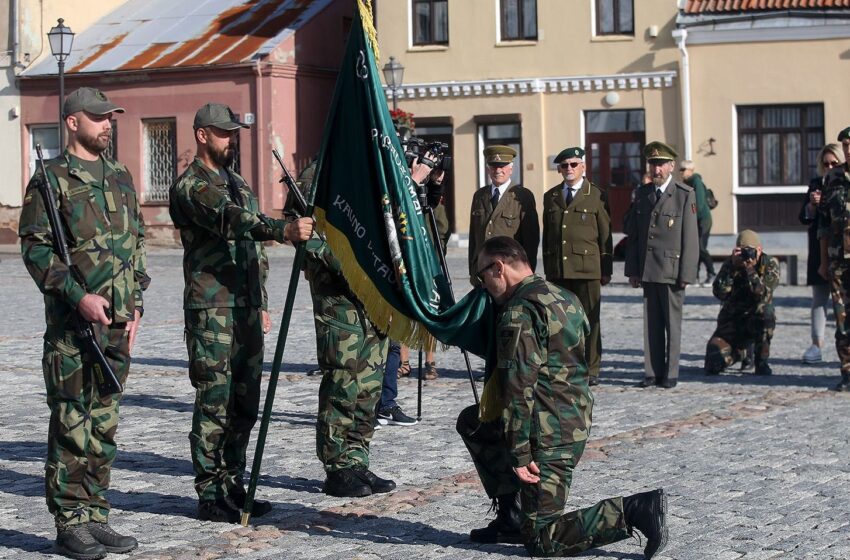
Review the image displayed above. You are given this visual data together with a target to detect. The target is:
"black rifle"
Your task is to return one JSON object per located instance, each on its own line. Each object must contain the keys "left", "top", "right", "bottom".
{"left": 272, "top": 149, "right": 310, "bottom": 216}
{"left": 34, "top": 144, "right": 123, "bottom": 396}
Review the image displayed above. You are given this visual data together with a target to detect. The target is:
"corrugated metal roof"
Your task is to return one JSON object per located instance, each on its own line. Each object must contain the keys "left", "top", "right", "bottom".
{"left": 684, "top": 0, "right": 850, "bottom": 14}
{"left": 24, "top": 0, "right": 333, "bottom": 76}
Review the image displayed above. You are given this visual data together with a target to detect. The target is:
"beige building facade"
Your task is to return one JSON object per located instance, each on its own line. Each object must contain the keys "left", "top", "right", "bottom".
{"left": 375, "top": 0, "right": 850, "bottom": 237}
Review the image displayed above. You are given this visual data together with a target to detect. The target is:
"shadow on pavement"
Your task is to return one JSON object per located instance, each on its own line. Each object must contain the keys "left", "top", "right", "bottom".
{"left": 0, "top": 529, "right": 54, "bottom": 555}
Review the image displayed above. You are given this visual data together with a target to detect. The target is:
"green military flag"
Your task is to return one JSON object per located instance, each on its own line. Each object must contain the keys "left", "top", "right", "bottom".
{"left": 309, "top": 1, "right": 492, "bottom": 357}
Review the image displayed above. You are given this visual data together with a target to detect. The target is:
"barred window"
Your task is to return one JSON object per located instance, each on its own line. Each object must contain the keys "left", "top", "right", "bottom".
{"left": 104, "top": 121, "right": 117, "bottom": 161}
{"left": 412, "top": 0, "right": 448, "bottom": 45}
{"left": 596, "top": 0, "right": 634, "bottom": 36}
{"left": 143, "top": 118, "right": 176, "bottom": 203}
{"left": 501, "top": 0, "right": 537, "bottom": 41}
{"left": 737, "top": 104, "right": 824, "bottom": 187}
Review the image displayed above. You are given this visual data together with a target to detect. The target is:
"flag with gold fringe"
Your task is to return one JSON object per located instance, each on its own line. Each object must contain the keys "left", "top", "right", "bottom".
{"left": 309, "top": 0, "right": 493, "bottom": 357}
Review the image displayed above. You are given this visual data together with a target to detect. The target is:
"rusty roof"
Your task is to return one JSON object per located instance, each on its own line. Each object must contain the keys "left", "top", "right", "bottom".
{"left": 684, "top": 0, "right": 850, "bottom": 13}
{"left": 24, "top": 0, "right": 333, "bottom": 76}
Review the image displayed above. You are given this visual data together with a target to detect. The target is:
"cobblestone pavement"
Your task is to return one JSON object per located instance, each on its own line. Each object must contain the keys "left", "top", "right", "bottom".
{"left": 1, "top": 246, "right": 849, "bottom": 560}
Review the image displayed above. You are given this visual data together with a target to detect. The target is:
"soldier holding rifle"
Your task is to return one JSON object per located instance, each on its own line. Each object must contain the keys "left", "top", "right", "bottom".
{"left": 19, "top": 87, "right": 149, "bottom": 559}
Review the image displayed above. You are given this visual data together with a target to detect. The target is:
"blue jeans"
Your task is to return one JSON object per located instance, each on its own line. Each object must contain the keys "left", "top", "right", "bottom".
{"left": 379, "top": 342, "right": 400, "bottom": 411}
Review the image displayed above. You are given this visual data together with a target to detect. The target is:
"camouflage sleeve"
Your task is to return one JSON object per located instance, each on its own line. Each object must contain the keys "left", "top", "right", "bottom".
{"left": 304, "top": 236, "right": 342, "bottom": 274}
{"left": 712, "top": 259, "right": 735, "bottom": 301}
{"left": 133, "top": 188, "right": 150, "bottom": 313}
{"left": 753, "top": 256, "right": 780, "bottom": 299}
{"left": 817, "top": 170, "right": 842, "bottom": 240}
{"left": 174, "top": 177, "right": 288, "bottom": 242}
{"left": 259, "top": 244, "right": 270, "bottom": 311}
{"left": 18, "top": 172, "right": 88, "bottom": 308}
{"left": 499, "top": 304, "right": 545, "bottom": 468}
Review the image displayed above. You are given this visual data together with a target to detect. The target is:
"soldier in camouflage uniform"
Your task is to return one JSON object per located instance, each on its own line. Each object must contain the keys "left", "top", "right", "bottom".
{"left": 458, "top": 236, "right": 668, "bottom": 558}
{"left": 19, "top": 87, "right": 148, "bottom": 559}
{"left": 293, "top": 164, "right": 396, "bottom": 497}
{"left": 704, "top": 230, "right": 779, "bottom": 377}
{"left": 817, "top": 126, "right": 850, "bottom": 392}
{"left": 168, "top": 103, "right": 313, "bottom": 523}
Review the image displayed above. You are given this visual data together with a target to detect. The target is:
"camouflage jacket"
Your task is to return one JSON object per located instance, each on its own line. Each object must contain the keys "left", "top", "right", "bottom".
{"left": 169, "top": 158, "right": 287, "bottom": 310}
{"left": 497, "top": 275, "right": 593, "bottom": 467}
{"left": 19, "top": 151, "right": 149, "bottom": 329}
{"left": 817, "top": 164, "right": 850, "bottom": 262}
{"left": 712, "top": 252, "right": 779, "bottom": 316}
{"left": 303, "top": 236, "right": 373, "bottom": 331}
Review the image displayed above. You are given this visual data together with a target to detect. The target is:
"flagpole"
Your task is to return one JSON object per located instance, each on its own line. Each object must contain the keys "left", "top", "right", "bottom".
{"left": 241, "top": 242, "right": 307, "bottom": 526}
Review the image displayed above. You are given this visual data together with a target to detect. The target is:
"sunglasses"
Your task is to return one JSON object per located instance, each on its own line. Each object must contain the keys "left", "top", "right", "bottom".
{"left": 824, "top": 160, "right": 841, "bottom": 168}
{"left": 679, "top": 168, "right": 689, "bottom": 172}
{"left": 559, "top": 162, "right": 582, "bottom": 169}
{"left": 475, "top": 261, "right": 498, "bottom": 283}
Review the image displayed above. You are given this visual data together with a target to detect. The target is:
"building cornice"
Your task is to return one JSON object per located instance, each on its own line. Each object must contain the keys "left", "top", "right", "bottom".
{"left": 677, "top": 10, "right": 850, "bottom": 44}
{"left": 386, "top": 71, "right": 677, "bottom": 100}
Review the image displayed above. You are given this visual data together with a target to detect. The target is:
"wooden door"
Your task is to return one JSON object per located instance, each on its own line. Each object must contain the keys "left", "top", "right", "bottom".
{"left": 585, "top": 131, "right": 645, "bottom": 231}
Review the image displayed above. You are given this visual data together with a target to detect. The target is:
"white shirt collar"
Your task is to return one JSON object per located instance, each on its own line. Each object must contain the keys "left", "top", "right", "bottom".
{"left": 656, "top": 174, "right": 673, "bottom": 194}
{"left": 563, "top": 179, "right": 582, "bottom": 194}
{"left": 491, "top": 179, "right": 511, "bottom": 197}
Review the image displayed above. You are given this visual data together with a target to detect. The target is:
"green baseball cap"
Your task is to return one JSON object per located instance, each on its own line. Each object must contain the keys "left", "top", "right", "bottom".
{"left": 644, "top": 141, "right": 679, "bottom": 162}
{"left": 193, "top": 103, "right": 248, "bottom": 131}
{"left": 554, "top": 147, "right": 585, "bottom": 163}
{"left": 63, "top": 87, "right": 124, "bottom": 117}
{"left": 736, "top": 229, "right": 761, "bottom": 248}
{"left": 838, "top": 126, "right": 850, "bottom": 142}
{"left": 483, "top": 145, "right": 517, "bottom": 165}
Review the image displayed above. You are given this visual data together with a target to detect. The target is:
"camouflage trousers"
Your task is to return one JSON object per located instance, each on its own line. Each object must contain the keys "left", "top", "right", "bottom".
{"left": 42, "top": 323, "right": 130, "bottom": 528}
{"left": 829, "top": 264, "right": 850, "bottom": 373}
{"left": 184, "top": 307, "right": 263, "bottom": 502}
{"left": 313, "top": 301, "right": 387, "bottom": 472}
{"left": 704, "top": 306, "right": 775, "bottom": 373}
{"left": 456, "top": 406, "right": 629, "bottom": 556}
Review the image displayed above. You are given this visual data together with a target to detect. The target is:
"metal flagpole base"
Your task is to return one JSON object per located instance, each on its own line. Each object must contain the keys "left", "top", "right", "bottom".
{"left": 240, "top": 512, "right": 251, "bottom": 526}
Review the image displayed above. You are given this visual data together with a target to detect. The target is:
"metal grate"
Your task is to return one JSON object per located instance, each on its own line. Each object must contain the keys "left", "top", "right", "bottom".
{"left": 143, "top": 118, "right": 176, "bottom": 203}
{"left": 104, "top": 121, "right": 118, "bottom": 161}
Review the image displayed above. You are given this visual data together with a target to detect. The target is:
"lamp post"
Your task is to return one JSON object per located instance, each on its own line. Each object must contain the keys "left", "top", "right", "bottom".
{"left": 47, "top": 18, "right": 75, "bottom": 149}
{"left": 381, "top": 56, "right": 404, "bottom": 111}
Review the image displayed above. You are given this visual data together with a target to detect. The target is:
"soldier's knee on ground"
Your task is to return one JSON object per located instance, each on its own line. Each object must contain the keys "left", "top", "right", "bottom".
{"left": 705, "top": 337, "right": 731, "bottom": 374}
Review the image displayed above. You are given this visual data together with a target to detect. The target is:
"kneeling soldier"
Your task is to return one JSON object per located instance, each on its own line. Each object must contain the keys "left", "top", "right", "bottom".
{"left": 704, "top": 230, "right": 779, "bottom": 376}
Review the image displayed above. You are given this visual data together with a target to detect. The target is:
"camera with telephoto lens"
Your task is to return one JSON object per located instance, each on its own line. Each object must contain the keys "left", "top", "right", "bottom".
{"left": 740, "top": 246, "right": 757, "bottom": 261}
{"left": 402, "top": 137, "right": 453, "bottom": 172}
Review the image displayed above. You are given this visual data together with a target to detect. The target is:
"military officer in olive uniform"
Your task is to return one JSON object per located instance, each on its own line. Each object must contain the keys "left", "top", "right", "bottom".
{"left": 817, "top": 125, "right": 850, "bottom": 392}
{"left": 458, "top": 236, "right": 668, "bottom": 558}
{"left": 20, "top": 87, "right": 148, "bottom": 559}
{"left": 468, "top": 145, "right": 539, "bottom": 284}
{"left": 542, "top": 147, "right": 612, "bottom": 386}
{"left": 169, "top": 103, "right": 313, "bottom": 522}
{"left": 625, "top": 141, "right": 699, "bottom": 389}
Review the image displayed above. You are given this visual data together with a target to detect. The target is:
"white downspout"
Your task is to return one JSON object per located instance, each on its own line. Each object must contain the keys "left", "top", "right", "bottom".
{"left": 672, "top": 28, "right": 692, "bottom": 159}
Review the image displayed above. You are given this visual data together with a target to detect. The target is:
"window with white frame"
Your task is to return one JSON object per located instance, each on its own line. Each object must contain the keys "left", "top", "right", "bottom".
{"left": 596, "top": 0, "right": 633, "bottom": 36}
{"left": 500, "top": 0, "right": 537, "bottom": 41}
{"left": 737, "top": 104, "right": 824, "bottom": 187}
{"left": 28, "top": 125, "right": 60, "bottom": 177}
{"left": 143, "top": 118, "right": 177, "bottom": 203}
{"left": 412, "top": 0, "right": 448, "bottom": 45}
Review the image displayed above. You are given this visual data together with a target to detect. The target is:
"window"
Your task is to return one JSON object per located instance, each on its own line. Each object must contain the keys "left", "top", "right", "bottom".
{"left": 412, "top": 0, "right": 448, "bottom": 45}
{"left": 501, "top": 0, "right": 537, "bottom": 41}
{"left": 480, "top": 122, "right": 522, "bottom": 185}
{"left": 143, "top": 118, "right": 177, "bottom": 203}
{"left": 596, "top": 0, "right": 633, "bottom": 36}
{"left": 104, "top": 121, "right": 118, "bottom": 161}
{"left": 738, "top": 104, "right": 824, "bottom": 187}
{"left": 28, "top": 125, "right": 60, "bottom": 177}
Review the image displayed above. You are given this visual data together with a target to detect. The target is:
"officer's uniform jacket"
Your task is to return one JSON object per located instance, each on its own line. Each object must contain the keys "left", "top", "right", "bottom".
{"left": 468, "top": 183, "right": 539, "bottom": 280}
{"left": 19, "top": 151, "right": 149, "bottom": 331}
{"left": 542, "top": 179, "right": 612, "bottom": 280}
{"left": 817, "top": 164, "right": 850, "bottom": 264}
{"left": 624, "top": 181, "right": 699, "bottom": 285}
{"left": 169, "top": 158, "right": 287, "bottom": 310}
{"left": 491, "top": 275, "right": 593, "bottom": 468}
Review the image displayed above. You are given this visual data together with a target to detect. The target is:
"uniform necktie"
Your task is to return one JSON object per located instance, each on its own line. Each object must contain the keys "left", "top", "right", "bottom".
{"left": 491, "top": 188, "right": 500, "bottom": 208}
{"left": 656, "top": 188, "right": 663, "bottom": 203}
{"left": 565, "top": 187, "right": 574, "bottom": 206}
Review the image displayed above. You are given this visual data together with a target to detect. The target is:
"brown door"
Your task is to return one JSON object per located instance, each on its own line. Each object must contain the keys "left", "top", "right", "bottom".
{"left": 585, "top": 132, "right": 645, "bottom": 232}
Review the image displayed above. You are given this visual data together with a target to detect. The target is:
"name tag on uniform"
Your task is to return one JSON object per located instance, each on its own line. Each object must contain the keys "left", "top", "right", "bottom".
{"left": 104, "top": 191, "right": 117, "bottom": 213}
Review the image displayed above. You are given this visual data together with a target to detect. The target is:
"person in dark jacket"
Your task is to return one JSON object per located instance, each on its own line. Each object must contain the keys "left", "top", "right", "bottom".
{"left": 680, "top": 160, "right": 715, "bottom": 285}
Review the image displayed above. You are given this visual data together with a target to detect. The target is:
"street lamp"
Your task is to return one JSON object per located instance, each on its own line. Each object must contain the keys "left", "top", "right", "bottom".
{"left": 48, "top": 18, "right": 74, "bottom": 149}
{"left": 381, "top": 56, "right": 404, "bottom": 111}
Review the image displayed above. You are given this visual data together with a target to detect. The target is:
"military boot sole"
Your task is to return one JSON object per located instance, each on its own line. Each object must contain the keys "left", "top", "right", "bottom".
{"left": 644, "top": 489, "right": 669, "bottom": 560}
{"left": 469, "top": 527, "right": 524, "bottom": 544}
{"left": 53, "top": 542, "right": 107, "bottom": 560}
{"left": 101, "top": 541, "right": 138, "bottom": 554}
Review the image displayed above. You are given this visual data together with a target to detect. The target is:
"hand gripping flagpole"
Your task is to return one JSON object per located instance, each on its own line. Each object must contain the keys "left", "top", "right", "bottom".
{"left": 241, "top": 158, "right": 315, "bottom": 527}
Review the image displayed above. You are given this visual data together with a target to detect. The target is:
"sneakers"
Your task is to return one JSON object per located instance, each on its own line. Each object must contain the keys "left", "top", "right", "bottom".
{"left": 86, "top": 522, "right": 137, "bottom": 554}
{"left": 323, "top": 468, "right": 372, "bottom": 498}
{"left": 55, "top": 524, "right": 107, "bottom": 560}
{"left": 377, "top": 406, "right": 418, "bottom": 426}
{"left": 198, "top": 498, "right": 241, "bottom": 523}
{"left": 623, "top": 488, "right": 668, "bottom": 559}
{"left": 802, "top": 345, "right": 823, "bottom": 364}
{"left": 469, "top": 493, "right": 523, "bottom": 544}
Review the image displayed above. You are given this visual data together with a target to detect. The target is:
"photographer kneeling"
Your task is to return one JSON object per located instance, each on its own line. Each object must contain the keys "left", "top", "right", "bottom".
{"left": 704, "top": 230, "right": 779, "bottom": 376}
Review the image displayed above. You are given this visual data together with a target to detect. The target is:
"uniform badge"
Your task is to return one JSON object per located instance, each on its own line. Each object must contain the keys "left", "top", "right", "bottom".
{"left": 581, "top": 213, "right": 587, "bottom": 221}
{"left": 667, "top": 217, "right": 674, "bottom": 228}
{"left": 691, "top": 202, "right": 696, "bottom": 214}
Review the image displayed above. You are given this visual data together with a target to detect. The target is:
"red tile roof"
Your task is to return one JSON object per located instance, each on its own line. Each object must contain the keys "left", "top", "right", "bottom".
{"left": 684, "top": 0, "right": 850, "bottom": 14}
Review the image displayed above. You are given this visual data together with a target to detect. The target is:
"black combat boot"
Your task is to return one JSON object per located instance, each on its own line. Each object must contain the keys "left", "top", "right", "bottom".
{"left": 755, "top": 361, "right": 772, "bottom": 376}
{"left": 636, "top": 377, "right": 656, "bottom": 388}
{"left": 55, "top": 524, "right": 107, "bottom": 560}
{"left": 229, "top": 488, "right": 273, "bottom": 517}
{"left": 469, "top": 493, "right": 524, "bottom": 544}
{"left": 323, "top": 468, "right": 372, "bottom": 497}
{"left": 86, "top": 522, "right": 138, "bottom": 554}
{"left": 623, "top": 488, "right": 668, "bottom": 559}
{"left": 197, "top": 498, "right": 241, "bottom": 523}
{"left": 834, "top": 372, "right": 850, "bottom": 392}
{"left": 351, "top": 466, "right": 397, "bottom": 493}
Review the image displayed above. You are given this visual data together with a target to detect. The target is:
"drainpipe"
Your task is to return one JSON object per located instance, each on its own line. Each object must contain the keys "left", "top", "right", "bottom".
{"left": 254, "top": 58, "right": 266, "bottom": 211}
{"left": 672, "top": 28, "right": 692, "bottom": 160}
{"left": 10, "top": 0, "right": 18, "bottom": 68}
